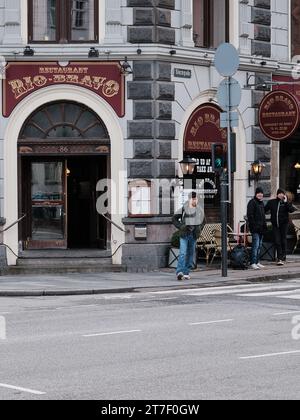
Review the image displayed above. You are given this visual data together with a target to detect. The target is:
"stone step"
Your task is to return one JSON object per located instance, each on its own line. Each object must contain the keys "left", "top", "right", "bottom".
{"left": 2, "top": 264, "right": 126, "bottom": 276}
{"left": 17, "top": 258, "right": 114, "bottom": 267}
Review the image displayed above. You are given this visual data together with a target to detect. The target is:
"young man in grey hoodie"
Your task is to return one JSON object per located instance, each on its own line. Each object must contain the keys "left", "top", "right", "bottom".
{"left": 172, "top": 192, "right": 205, "bottom": 281}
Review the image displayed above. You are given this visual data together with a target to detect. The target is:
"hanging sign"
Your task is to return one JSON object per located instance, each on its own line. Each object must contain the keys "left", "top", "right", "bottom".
{"left": 2, "top": 61, "right": 125, "bottom": 118}
{"left": 259, "top": 90, "right": 300, "bottom": 141}
{"left": 184, "top": 104, "right": 227, "bottom": 153}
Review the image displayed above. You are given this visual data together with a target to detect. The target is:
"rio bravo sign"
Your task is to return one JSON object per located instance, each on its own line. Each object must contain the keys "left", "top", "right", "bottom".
{"left": 259, "top": 90, "right": 300, "bottom": 141}
{"left": 184, "top": 104, "right": 227, "bottom": 153}
{"left": 3, "top": 62, "right": 125, "bottom": 117}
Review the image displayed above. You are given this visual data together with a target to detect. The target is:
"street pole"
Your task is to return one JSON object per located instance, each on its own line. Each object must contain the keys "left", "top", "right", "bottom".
{"left": 220, "top": 170, "right": 228, "bottom": 277}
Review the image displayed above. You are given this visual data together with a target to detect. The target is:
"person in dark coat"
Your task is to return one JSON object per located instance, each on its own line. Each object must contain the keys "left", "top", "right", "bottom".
{"left": 247, "top": 187, "right": 267, "bottom": 270}
{"left": 172, "top": 192, "right": 204, "bottom": 281}
{"left": 265, "top": 189, "right": 296, "bottom": 266}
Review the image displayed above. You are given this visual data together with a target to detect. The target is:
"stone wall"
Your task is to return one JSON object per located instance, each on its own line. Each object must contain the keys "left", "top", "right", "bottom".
{"left": 127, "top": 0, "right": 176, "bottom": 44}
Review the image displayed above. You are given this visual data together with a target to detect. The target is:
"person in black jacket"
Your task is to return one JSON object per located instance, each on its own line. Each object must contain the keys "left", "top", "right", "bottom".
{"left": 247, "top": 187, "right": 267, "bottom": 270}
{"left": 265, "top": 189, "right": 296, "bottom": 266}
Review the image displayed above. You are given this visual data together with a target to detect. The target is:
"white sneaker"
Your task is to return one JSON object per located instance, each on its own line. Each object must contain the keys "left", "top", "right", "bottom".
{"left": 183, "top": 275, "right": 191, "bottom": 281}
{"left": 251, "top": 264, "right": 260, "bottom": 270}
{"left": 257, "top": 263, "right": 265, "bottom": 269}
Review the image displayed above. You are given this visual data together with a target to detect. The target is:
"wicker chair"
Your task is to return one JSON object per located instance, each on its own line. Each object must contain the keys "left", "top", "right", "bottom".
{"left": 197, "top": 223, "right": 236, "bottom": 265}
{"left": 292, "top": 219, "right": 300, "bottom": 254}
{"left": 209, "top": 228, "right": 238, "bottom": 266}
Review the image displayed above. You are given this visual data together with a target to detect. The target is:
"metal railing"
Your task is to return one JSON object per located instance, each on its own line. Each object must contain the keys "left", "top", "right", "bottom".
{"left": 0, "top": 214, "right": 27, "bottom": 234}
{"left": 100, "top": 213, "right": 128, "bottom": 233}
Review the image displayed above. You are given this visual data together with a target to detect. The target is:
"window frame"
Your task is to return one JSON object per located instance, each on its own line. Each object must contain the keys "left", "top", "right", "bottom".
{"left": 28, "top": 0, "right": 99, "bottom": 44}
{"left": 128, "top": 180, "right": 154, "bottom": 218}
{"left": 193, "top": 0, "right": 230, "bottom": 49}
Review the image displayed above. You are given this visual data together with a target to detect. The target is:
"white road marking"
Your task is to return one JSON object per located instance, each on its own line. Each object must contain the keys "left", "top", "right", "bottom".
{"left": 83, "top": 330, "right": 142, "bottom": 338}
{"left": 274, "top": 311, "right": 300, "bottom": 316}
{"left": 189, "top": 319, "right": 234, "bottom": 326}
{"left": 236, "top": 290, "right": 300, "bottom": 298}
{"left": 279, "top": 294, "right": 300, "bottom": 300}
{"left": 240, "top": 350, "right": 300, "bottom": 360}
{"left": 0, "top": 383, "right": 46, "bottom": 395}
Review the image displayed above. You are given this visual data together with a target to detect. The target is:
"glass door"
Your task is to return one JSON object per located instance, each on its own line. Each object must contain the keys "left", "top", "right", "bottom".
{"left": 28, "top": 161, "right": 67, "bottom": 249}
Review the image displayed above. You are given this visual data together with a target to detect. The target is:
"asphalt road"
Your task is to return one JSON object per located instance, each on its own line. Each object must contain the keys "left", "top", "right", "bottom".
{"left": 1, "top": 279, "right": 300, "bottom": 400}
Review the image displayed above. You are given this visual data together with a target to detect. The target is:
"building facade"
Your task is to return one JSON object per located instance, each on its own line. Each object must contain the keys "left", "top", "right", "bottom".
{"left": 0, "top": 0, "right": 296, "bottom": 271}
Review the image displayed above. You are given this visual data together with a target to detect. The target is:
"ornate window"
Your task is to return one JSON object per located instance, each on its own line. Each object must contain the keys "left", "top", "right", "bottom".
{"left": 19, "top": 102, "right": 109, "bottom": 140}
{"left": 193, "top": 0, "right": 229, "bottom": 48}
{"left": 28, "top": 0, "right": 99, "bottom": 43}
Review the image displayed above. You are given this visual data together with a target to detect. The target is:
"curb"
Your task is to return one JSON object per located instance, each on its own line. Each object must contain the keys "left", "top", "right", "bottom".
{"left": 0, "top": 270, "right": 299, "bottom": 297}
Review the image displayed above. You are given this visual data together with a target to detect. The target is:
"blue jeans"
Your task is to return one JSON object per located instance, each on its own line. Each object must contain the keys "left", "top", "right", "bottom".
{"left": 176, "top": 233, "right": 197, "bottom": 275}
{"left": 251, "top": 233, "right": 263, "bottom": 265}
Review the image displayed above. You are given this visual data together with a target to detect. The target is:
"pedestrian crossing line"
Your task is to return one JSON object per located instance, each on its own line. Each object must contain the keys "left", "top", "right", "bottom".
{"left": 189, "top": 319, "right": 234, "bottom": 326}
{"left": 240, "top": 350, "right": 300, "bottom": 360}
{"left": 0, "top": 383, "right": 46, "bottom": 395}
{"left": 278, "top": 294, "right": 300, "bottom": 300}
{"left": 236, "top": 290, "right": 300, "bottom": 298}
{"left": 274, "top": 311, "right": 300, "bottom": 316}
{"left": 183, "top": 285, "right": 300, "bottom": 297}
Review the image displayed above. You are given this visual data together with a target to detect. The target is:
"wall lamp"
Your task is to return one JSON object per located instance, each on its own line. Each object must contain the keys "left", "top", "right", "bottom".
{"left": 23, "top": 45, "right": 34, "bottom": 56}
{"left": 88, "top": 47, "right": 99, "bottom": 58}
{"left": 179, "top": 157, "right": 198, "bottom": 177}
{"left": 169, "top": 49, "right": 177, "bottom": 56}
{"left": 248, "top": 160, "right": 265, "bottom": 187}
{"left": 294, "top": 162, "right": 300, "bottom": 170}
{"left": 121, "top": 57, "right": 133, "bottom": 75}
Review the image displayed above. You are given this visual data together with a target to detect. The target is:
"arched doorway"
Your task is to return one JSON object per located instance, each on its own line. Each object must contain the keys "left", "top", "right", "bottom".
{"left": 18, "top": 101, "right": 110, "bottom": 250}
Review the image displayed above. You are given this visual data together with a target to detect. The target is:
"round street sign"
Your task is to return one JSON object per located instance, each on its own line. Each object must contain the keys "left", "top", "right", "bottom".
{"left": 215, "top": 43, "right": 240, "bottom": 77}
{"left": 217, "top": 77, "right": 242, "bottom": 110}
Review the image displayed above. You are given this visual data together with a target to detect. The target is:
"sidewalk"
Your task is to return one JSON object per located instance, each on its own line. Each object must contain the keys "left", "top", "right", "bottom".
{"left": 1, "top": 259, "right": 300, "bottom": 297}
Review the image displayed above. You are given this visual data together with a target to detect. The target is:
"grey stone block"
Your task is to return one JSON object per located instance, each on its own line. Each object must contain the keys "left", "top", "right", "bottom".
{"left": 257, "top": 181, "right": 271, "bottom": 197}
{"left": 252, "top": 90, "right": 266, "bottom": 107}
{"left": 134, "top": 9, "right": 155, "bottom": 26}
{"left": 156, "top": 82, "right": 175, "bottom": 100}
{"left": 254, "top": 25, "right": 271, "bottom": 42}
{"left": 156, "top": 101, "right": 172, "bottom": 120}
{"left": 157, "top": 121, "right": 176, "bottom": 139}
{"left": 251, "top": 8, "right": 271, "bottom": 26}
{"left": 256, "top": 145, "right": 271, "bottom": 161}
{"left": 128, "top": 82, "right": 153, "bottom": 100}
{"left": 128, "top": 121, "right": 154, "bottom": 139}
{"left": 134, "top": 141, "right": 154, "bottom": 158}
{"left": 157, "top": 62, "right": 171, "bottom": 81}
{"left": 252, "top": 126, "right": 271, "bottom": 144}
{"left": 157, "top": 27, "right": 175, "bottom": 44}
{"left": 252, "top": 40, "right": 271, "bottom": 57}
{"left": 128, "top": 160, "right": 154, "bottom": 178}
{"left": 157, "top": 141, "right": 172, "bottom": 159}
{"left": 134, "top": 101, "right": 154, "bottom": 119}
{"left": 156, "top": 9, "right": 171, "bottom": 27}
{"left": 157, "top": 160, "right": 176, "bottom": 178}
{"left": 128, "top": 26, "right": 154, "bottom": 43}
{"left": 133, "top": 61, "right": 154, "bottom": 80}
{"left": 254, "top": 0, "right": 270, "bottom": 9}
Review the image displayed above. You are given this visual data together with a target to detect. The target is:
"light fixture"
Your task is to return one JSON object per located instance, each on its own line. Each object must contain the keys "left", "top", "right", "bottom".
{"left": 88, "top": 47, "right": 99, "bottom": 58}
{"left": 66, "top": 168, "right": 71, "bottom": 176}
{"left": 248, "top": 160, "right": 265, "bottom": 187}
{"left": 137, "top": 48, "right": 142, "bottom": 55}
{"left": 295, "top": 163, "right": 300, "bottom": 170}
{"left": 121, "top": 56, "right": 133, "bottom": 75}
{"left": 169, "top": 49, "right": 177, "bottom": 56}
{"left": 23, "top": 45, "right": 34, "bottom": 56}
{"left": 179, "top": 157, "right": 198, "bottom": 176}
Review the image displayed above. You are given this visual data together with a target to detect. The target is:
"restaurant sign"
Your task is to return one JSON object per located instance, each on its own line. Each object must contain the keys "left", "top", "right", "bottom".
{"left": 259, "top": 90, "right": 300, "bottom": 141}
{"left": 184, "top": 104, "right": 227, "bottom": 153}
{"left": 2, "top": 62, "right": 125, "bottom": 118}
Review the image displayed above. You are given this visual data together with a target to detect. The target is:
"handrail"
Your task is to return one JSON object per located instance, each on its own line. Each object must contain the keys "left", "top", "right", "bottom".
{"left": 0, "top": 214, "right": 27, "bottom": 234}
{"left": 100, "top": 213, "right": 127, "bottom": 233}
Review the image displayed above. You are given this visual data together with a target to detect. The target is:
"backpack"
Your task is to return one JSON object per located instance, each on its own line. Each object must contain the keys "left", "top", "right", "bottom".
{"left": 230, "top": 245, "right": 249, "bottom": 270}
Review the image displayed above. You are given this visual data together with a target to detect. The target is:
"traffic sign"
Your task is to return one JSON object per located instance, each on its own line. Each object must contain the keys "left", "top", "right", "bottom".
{"left": 215, "top": 43, "right": 240, "bottom": 77}
{"left": 217, "top": 78, "right": 242, "bottom": 111}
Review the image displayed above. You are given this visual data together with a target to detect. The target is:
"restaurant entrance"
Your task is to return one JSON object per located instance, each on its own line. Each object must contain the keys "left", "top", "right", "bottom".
{"left": 18, "top": 101, "right": 110, "bottom": 250}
